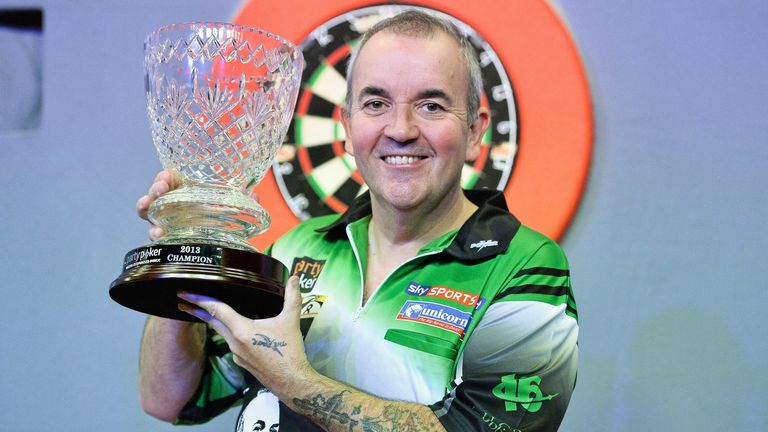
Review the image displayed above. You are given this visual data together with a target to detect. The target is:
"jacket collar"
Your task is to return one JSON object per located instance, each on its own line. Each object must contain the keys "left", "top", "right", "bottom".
{"left": 316, "top": 189, "right": 520, "bottom": 261}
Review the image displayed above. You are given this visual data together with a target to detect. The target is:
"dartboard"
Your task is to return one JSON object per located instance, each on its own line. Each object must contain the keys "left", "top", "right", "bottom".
{"left": 271, "top": 5, "right": 519, "bottom": 220}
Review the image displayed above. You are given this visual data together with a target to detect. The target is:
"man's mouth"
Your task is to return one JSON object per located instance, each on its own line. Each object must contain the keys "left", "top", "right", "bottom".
{"left": 383, "top": 155, "right": 426, "bottom": 165}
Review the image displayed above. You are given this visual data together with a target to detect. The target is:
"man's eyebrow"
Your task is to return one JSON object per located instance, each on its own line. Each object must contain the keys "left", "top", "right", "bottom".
{"left": 418, "top": 88, "right": 453, "bottom": 104}
{"left": 356, "top": 86, "right": 454, "bottom": 105}
{"left": 358, "top": 86, "right": 389, "bottom": 101}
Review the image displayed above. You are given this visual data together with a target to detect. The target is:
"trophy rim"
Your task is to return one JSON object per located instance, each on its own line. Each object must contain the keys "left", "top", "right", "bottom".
{"left": 142, "top": 21, "right": 305, "bottom": 189}
{"left": 144, "top": 21, "right": 302, "bottom": 54}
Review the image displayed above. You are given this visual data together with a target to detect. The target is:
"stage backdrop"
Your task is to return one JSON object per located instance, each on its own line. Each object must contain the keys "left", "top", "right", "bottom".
{"left": 0, "top": 0, "right": 765, "bottom": 431}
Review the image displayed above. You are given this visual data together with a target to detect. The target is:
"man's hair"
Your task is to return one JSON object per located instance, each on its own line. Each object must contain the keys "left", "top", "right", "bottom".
{"left": 344, "top": 9, "right": 483, "bottom": 126}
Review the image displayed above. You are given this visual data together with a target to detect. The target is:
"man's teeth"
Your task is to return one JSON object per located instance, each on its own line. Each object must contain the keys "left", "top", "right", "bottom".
{"left": 384, "top": 156, "right": 421, "bottom": 165}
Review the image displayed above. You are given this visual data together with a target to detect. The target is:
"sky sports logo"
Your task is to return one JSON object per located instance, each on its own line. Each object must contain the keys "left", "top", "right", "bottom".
{"left": 405, "top": 281, "right": 485, "bottom": 309}
{"left": 396, "top": 300, "right": 472, "bottom": 338}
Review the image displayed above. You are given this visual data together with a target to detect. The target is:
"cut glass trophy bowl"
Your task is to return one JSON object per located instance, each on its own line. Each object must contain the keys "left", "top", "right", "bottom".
{"left": 110, "top": 23, "right": 303, "bottom": 321}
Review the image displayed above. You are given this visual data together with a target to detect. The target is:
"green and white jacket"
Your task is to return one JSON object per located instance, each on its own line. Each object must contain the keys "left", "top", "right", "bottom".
{"left": 179, "top": 190, "right": 578, "bottom": 432}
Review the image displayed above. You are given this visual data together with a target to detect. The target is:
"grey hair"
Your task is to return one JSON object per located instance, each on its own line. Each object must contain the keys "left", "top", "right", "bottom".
{"left": 344, "top": 9, "right": 483, "bottom": 126}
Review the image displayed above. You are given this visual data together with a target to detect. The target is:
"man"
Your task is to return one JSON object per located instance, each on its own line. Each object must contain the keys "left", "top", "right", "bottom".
{"left": 137, "top": 10, "right": 578, "bottom": 432}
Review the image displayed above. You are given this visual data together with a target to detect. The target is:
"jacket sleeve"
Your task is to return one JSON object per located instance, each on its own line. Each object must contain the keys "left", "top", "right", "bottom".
{"left": 431, "top": 241, "right": 579, "bottom": 432}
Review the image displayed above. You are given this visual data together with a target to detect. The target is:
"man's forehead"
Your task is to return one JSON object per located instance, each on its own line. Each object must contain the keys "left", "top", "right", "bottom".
{"left": 357, "top": 29, "right": 456, "bottom": 57}
{"left": 350, "top": 30, "right": 466, "bottom": 90}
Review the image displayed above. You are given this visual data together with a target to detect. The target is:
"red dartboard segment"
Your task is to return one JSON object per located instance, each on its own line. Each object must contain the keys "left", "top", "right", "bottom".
{"left": 234, "top": 0, "right": 592, "bottom": 249}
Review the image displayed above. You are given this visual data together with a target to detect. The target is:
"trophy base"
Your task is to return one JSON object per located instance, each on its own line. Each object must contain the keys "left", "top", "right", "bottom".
{"left": 110, "top": 244, "right": 287, "bottom": 322}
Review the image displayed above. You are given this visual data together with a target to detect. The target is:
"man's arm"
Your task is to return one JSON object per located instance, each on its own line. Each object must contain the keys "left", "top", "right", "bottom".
{"left": 178, "top": 277, "right": 446, "bottom": 432}
{"left": 138, "top": 317, "right": 207, "bottom": 422}
{"left": 135, "top": 171, "right": 209, "bottom": 422}
{"left": 284, "top": 364, "right": 444, "bottom": 431}
{"left": 272, "top": 362, "right": 445, "bottom": 432}
{"left": 431, "top": 238, "right": 579, "bottom": 432}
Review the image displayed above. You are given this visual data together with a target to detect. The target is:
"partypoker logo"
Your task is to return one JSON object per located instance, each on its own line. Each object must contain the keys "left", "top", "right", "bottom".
{"left": 290, "top": 256, "right": 326, "bottom": 293}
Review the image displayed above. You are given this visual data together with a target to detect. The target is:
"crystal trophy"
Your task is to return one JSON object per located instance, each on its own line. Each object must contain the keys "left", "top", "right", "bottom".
{"left": 110, "top": 23, "right": 303, "bottom": 321}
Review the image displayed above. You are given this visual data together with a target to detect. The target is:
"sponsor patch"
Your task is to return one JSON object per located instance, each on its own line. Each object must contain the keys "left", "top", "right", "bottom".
{"left": 299, "top": 294, "right": 326, "bottom": 338}
{"left": 396, "top": 300, "right": 472, "bottom": 337}
{"left": 290, "top": 256, "right": 326, "bottom": 293}
{"left": 470, "top": 239, "right": 499, "bottom": 251}
{"left": 301, "top": 294, "right": 326, "bottom": 318}
{"left": 405, "top": 281, "right": 484, "bottom": 309}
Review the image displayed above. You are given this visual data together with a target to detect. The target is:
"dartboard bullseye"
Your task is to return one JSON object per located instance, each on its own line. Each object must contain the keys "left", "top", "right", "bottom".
{"left": 271, "top": 5, "right": 518, "bottom": 220}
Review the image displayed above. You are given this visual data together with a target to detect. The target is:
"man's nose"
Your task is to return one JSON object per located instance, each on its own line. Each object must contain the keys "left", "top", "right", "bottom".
{"left": 384, "top": 103, "right": 419, "bottom": 143}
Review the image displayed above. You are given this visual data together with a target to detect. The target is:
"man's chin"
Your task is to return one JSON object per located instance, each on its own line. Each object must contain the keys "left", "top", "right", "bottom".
{"left": 370, "top": 187, "right": 425, "bottom": 211}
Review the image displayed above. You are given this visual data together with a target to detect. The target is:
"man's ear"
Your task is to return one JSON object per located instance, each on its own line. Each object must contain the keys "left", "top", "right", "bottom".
{"left": 341, "top": 108, "right": 354, "bottom": 155}
{"left": 465, "top": 107, "right": 491, "bottom": 161}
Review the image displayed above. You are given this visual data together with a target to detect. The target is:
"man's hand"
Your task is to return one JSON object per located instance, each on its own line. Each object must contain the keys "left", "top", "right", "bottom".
{"left": 177, "top": 276, "right": 313, "bottom": 392}
{"left": 177, "top": 277, "right": 446, "bottom": 432}
{"left": 136, "top": 170, "right": 182, "bottom": 240}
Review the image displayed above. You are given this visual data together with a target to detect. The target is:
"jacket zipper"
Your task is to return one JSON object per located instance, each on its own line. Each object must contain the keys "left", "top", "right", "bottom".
{"left": 346, "top": 225, "right": 443, "bottom": 322}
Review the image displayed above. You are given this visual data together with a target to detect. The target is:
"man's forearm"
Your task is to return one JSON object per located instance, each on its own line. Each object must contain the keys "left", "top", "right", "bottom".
{"left": 277, "top": 366, "right": 446, "bottom": 432}
{"left": 138, "top": 316, "right": 207, "bottom": 422}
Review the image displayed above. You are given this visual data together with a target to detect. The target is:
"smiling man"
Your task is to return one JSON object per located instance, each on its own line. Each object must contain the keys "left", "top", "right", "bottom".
{"left": 138, "top": 10, "right": 578, "bottom": 432}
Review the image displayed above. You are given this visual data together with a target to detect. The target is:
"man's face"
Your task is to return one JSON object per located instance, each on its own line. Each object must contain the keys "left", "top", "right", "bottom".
{"left": 343, "top": 31, "right": 489, "bottom": 212}
{"left": 238, "top": 389, "right": 279, "bottom": 432}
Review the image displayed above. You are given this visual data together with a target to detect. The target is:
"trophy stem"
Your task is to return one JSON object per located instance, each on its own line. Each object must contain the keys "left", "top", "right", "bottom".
{"left": 148, "top": 184, "right": 269, "bottom": 251}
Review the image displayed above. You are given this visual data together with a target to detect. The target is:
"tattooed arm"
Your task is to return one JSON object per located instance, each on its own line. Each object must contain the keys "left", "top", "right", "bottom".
{"left": 178, "top": 277, "right": 446, "bottom": 432}
{"left": 285, "top": 368, "right": 445, "bottom": 432}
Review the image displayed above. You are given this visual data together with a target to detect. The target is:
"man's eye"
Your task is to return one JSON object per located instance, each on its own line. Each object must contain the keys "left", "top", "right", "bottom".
{"left": 364, "top": 100, "right": 385, "bottom": 109}
{"left": 422, "top": 102, "right": 443, "bottom": 112}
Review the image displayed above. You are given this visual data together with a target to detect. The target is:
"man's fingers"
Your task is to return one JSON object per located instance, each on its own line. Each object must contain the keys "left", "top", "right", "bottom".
{"left": 279, "top": 276, "right": 302, "bottom": 321}
{"left": 177, "top": 292, "right": 238, "bottom": 342}
{"left": 140, "top": 171, "right": 182, "bottom": 238}
{"left": 156, "top": 169, "right": 183, "bottom": 189}
{"left": 148, "top": 179, "right": 171, "bottom": 199}
{"left": 136, "top": 195, "right": 152, "bottom": 220}
{"left": 148, "top": 170, "right": 182, "bottom": 199}
{"left": 138, "top": 196, "right": 165, "bottom": 240}
{"left": 148, "top": 226, "right": 165, "bottom": 241}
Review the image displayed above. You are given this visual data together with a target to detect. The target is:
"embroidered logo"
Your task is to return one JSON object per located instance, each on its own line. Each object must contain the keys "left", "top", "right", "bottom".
{"left": 470, "top": 239, "right": 499, "bottom": 251}
{"left": 396, "top": 300, "right": 472, "bottom": 337}
{"left": 405, "top": 281, "right": 484, "bottom": 309}
{"left": 492, "top": 374, "right": 559, "bottom": 413}
{"left": 290, "top": 256, "right": 326, "bottom": 293}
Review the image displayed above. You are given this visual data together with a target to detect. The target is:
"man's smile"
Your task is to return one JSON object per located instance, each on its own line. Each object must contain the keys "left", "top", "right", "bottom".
{"left": 382, "top": 155, "right": 428, "bottom": 165}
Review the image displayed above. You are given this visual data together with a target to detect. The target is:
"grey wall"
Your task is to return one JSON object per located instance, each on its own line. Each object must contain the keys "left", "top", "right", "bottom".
{"left": 0, "top": 0, "right": 765, "bottom": 431}
{"left": 558, "top": 1, "right": 767, "bottom": 430}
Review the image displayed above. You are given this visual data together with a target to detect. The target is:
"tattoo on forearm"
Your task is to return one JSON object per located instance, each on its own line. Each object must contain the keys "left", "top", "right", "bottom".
{"left": 294, "top": 391, "right": 361, "bottom": 430}
{"left": 292, "top": 391, "right": 439, "bottom": 432}
{"left": 251, "top": 333, "right": 288, "bottom": 357}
